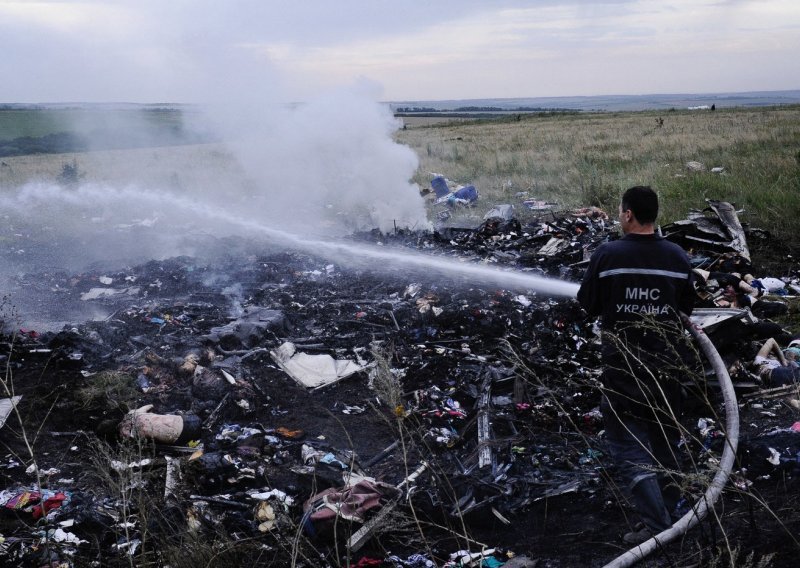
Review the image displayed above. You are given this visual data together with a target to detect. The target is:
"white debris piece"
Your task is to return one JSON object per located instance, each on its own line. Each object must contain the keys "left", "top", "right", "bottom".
{"left": 51, "top": 527, "right": 87, "bottom": 544}
{"left": 80, "top": 287, "right": 140, "bottom": 301}
{"left": 767, "top": 447, "right": 781, "bottom": 466}
{"left": 270, "top": 342, "right": 364, "bottom": 389}
{"left": 0, "top": 396, "right": 21, "bottom": 429}
{"left": 221, "top": 369, "right": 237, "bottom": 385}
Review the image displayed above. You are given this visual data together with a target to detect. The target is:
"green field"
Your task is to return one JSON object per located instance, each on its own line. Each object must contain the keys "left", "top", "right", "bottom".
{"left": 0, "top": 106, "right": 205, "bottom": 156}
{"left": 0, "top": 108, "right": 77, "bottom": 140}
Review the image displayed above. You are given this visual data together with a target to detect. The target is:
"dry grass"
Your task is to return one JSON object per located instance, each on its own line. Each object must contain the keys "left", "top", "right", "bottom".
{"left": 0, "top": 143, "right": 246, "bottom": 193}
{"left": 396, "top": 106, "right": 800, "bottom": 238}
{"left": 2, "top": 105, "right": 799, "bottom": 240}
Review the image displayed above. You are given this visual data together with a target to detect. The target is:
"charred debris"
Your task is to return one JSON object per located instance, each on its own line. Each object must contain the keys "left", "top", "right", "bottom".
{"left": 1, "top": 200, "right": 799, "bottom": 567}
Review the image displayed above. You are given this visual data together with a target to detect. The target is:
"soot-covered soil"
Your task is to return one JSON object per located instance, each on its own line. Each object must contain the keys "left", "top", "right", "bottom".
{"left": 0, "top": 210, "right": 799, "bottom": 567}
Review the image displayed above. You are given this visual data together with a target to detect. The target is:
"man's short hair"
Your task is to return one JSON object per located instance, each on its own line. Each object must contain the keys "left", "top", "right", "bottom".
{"left": 621, "top": 186, "right": 658, "bottom": 225}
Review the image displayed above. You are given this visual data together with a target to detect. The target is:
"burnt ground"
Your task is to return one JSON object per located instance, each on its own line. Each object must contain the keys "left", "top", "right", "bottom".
{"left": 0, "top": 211, "right": 799, "bottom": 567}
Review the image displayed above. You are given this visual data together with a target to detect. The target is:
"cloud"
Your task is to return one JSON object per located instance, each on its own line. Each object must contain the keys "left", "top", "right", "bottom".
{"left": 239, "top": 0, "right": 796, "bottom": 98}
{"left": 0, "top": 1, "right": 139, "bottom": 36}
{"left": 0, "top": 0, "right": 797, "bottom": 102}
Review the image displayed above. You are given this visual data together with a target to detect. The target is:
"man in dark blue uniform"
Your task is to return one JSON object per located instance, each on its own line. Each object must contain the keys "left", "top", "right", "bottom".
{"left": 578, "top": 186, "right": 695, "bottom": 544}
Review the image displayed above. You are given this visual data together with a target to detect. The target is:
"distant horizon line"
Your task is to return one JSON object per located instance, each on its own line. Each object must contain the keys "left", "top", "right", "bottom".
{"left": 389, "top": 88, "right": 800, "bottom": 103}
{"left": 2, "top": 88, "right": 799, "bottom": 107}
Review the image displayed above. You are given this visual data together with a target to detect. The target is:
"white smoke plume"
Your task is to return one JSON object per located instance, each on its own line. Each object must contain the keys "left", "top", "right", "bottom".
{"left": 197, "top": 79, "right": 429, "bottom": 235}
{"left": 0, "top": 87, "right": 429, "bottom": 276}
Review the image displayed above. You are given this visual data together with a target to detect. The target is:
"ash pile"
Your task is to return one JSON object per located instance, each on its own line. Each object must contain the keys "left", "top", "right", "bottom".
{"left": 0, "top": 200, "right": 799, "bottom": 567}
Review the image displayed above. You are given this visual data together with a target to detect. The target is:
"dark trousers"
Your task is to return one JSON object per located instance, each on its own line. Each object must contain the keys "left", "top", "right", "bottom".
{"left": 601, "top": 395, "right": 683, "bottom": 515}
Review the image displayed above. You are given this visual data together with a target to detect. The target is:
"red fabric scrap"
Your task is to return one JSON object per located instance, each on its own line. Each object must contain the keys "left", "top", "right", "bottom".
{"left": 32, "top": 492, "right": 68, "bottom": 519}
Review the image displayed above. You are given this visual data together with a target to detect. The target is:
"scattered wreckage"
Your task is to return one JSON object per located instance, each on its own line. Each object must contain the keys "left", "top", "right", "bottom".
{"left": 0, "top": 200, "right": 798, "bottom": 567}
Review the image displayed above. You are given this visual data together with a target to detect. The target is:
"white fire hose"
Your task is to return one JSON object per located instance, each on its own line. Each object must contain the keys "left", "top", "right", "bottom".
{"left": 603, "top": 323, "right": 740, "bottom": 568}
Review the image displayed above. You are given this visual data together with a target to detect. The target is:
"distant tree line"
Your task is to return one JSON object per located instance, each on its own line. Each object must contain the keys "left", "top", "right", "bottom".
{"left": 0, "top": 132, "right": 89, "bottom": 157}
{"left": 0, "top": 104, "right": 48, "bottom": 110}
{"left": 453, "top": 106, "right": 572, "bottom": 112}
{"left": 395, "top": 105, "right": 577, "bottom": 114}
{"left": 395, "top": 106, "right": 439, "bottom": 113}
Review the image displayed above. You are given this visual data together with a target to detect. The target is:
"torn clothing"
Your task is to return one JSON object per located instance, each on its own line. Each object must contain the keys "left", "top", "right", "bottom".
{"left": 761, "top": 363, "right": 800, "bottom": 386}
{"left": 304, "top": 480, "right": 399, "bottom": 524}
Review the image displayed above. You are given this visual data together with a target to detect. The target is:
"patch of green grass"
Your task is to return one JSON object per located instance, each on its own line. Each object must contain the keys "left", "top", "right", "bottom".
{"left": 0, "top": 110, "right": 75, "bottom": 141}
{"left": 0, "top": 108, "right": 205, "bottom": 156}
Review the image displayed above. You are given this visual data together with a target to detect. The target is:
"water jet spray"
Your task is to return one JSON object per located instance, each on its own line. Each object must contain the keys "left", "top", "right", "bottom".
{"left": 2, "top": 183, "right": 581, "bottom": 301}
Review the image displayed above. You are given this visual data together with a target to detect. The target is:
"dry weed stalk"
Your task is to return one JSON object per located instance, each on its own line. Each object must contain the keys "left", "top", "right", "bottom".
{"left": 0, "top": 299, "right": 61, "bottom": 562}
{"left": 501, "top": 310, "right": 798, "bottom": 567}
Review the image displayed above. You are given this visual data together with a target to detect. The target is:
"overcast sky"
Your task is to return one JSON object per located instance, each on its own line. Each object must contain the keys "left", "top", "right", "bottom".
{"left": 1, "top": 0, "right": 798, "bottom": 103}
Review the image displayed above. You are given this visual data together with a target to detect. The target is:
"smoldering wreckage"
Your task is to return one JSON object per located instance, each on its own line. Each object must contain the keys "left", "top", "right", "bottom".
{"left": 1, "top": 196, "right": 800, "bottom": 568}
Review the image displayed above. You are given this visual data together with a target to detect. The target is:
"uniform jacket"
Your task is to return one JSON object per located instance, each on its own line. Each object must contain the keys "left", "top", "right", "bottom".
{"left": 578, "top": 233, "right": 695, "bottom": 412}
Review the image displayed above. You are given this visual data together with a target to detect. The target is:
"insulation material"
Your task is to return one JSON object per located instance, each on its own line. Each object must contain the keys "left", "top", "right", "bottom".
{"left": 270, "top": 342, "right": 364, "bottom": 389}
